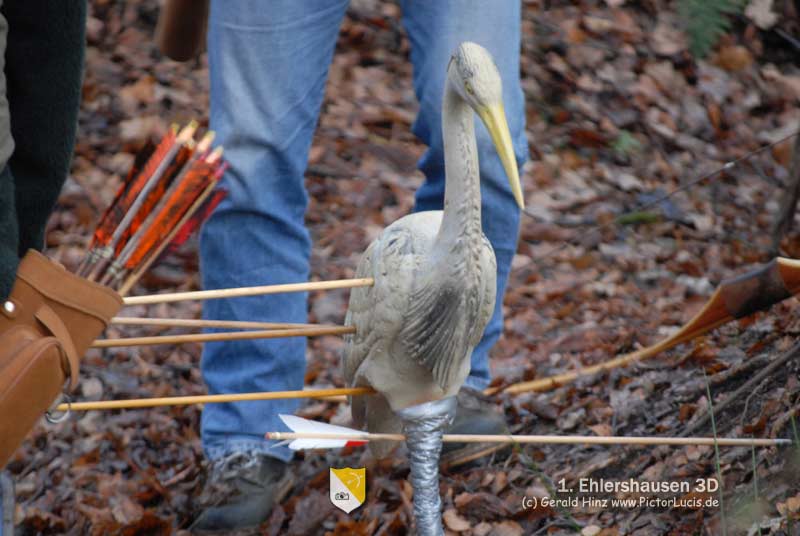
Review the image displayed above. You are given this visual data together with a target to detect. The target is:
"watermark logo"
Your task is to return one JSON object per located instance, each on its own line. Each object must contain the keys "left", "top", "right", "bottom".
{"left": 330, "top": 467, "right": 365, "bottom": 513}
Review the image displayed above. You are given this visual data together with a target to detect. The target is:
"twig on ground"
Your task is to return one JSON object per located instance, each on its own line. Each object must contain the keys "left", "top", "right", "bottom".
{"left": 682, "top": 342, "right": 800, "bottom": 437}
{"left": 704, "top": 368, "right": 727, "bottom": 536}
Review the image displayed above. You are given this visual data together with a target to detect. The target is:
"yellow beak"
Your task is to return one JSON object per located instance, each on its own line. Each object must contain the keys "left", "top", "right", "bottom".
{"left": 478, "top": 103, "right": 524, "bottom": 209}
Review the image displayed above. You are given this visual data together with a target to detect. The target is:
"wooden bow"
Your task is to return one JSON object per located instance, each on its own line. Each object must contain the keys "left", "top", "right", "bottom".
{"left": 495, "top": 257, "right": 800, "bottom": 395}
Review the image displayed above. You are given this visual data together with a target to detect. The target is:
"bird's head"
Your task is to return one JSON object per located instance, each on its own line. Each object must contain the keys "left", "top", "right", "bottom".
{"left": 447, "top": 42, "right": 525, "bottom": 209}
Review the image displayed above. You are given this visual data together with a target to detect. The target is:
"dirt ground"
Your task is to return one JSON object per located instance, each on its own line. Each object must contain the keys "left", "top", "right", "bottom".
{"left": 7, "top": 0, "right": 800, "bottom": 534}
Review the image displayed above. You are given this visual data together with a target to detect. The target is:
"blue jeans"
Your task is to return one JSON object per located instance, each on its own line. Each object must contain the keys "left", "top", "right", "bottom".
{"left": 200, "top": 0, "right": 528, "bottom": 462}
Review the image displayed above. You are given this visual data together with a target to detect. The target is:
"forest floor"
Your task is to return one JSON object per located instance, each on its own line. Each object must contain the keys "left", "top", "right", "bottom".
{"left": 8, "top": 0, "right": 800, "bottom": 534}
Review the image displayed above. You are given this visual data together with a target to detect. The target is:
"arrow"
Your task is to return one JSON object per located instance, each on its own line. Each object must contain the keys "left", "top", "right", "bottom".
{"left": 267, "top": 415, "right": 790, "bottom": 448}
{"left": 107, "top": 141, "right": 220, "bottom": 288}
{"left": 121, "top": 277, "right": 375, "bottom": 305}
{"left": 79, "top": 133, "right": 172, "bottom": 278}
{"left": 54, "top": 387, "right": 375, "bottom": 412}
{"left": 90, "top": 324, "right": 355, "bottom": 348}
{"left": 274, "top": 415, "right": 368, "bottom": 449}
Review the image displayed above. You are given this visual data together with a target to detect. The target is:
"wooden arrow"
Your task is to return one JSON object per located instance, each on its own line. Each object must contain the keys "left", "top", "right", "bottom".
{"left": 91, "top": 324, "right": 356, "bottom": 348}
{"left": 266, "top": 431, "right": 789, "bottom": 448}
{"left": 55, "top": 387, "right": 374, "bottom": 412}
{"left": 122, "top": 277, "right": 374, "bottom": 305}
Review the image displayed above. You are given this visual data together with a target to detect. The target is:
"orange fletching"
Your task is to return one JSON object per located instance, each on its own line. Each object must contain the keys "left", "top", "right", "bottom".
{"left": 115, "top": 143, "right": 194, "bottom": 256}
{"left": 91, "top": 131, "right": 175, "bottom": 249}
{"left": 123, "top": 161, "right": 216, "bottom": 269}
{"left": 87, "top": 140, "right": 156, "bottom": 250}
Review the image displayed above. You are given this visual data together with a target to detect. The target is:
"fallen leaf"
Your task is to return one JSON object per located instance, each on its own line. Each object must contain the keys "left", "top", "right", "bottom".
{"left": 785, "top": 494, "right": 800, "bottom": 512}
{"left": 762, "top": 64, "right": 800, "bottom": 100}
{"left": 745, "top": 0, "right": 778, "bottom": 29}
{"left": 111, "top": 495, "right": 144, "bottom": 525}
{"left": 473, "top": 522, "right": 493, "bottom": 536}
{"left": 489, "top": 521, "right": 524, "bottom": 536}
{"left": 118, "top": 116, "right": 166, "bottom": 142}
{"left": 588, "top": 423, "right": 612, "bottom": 436}
{"left": 715, "top": 46, "right": 754, "bottom": 72}
{"left": 650, "top": 14, "right": 687, "bottom": 56}
{"left": 443, "top": 508, "right": 471, "bottom": 532}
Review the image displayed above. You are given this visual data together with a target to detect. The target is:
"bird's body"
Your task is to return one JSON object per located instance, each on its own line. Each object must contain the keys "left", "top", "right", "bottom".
{"left": 342, "top": 43, "right": 523, "bottom": 460}
{"left": 344, "top": 210, "right": 496, "bottom": 450}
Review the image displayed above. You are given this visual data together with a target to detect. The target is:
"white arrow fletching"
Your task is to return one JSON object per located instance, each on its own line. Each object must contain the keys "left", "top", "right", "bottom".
{"left": 278, "top": 414, "right": 367, "bottom": 450}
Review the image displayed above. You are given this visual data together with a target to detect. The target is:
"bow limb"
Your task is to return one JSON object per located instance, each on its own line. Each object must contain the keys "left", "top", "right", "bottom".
{"left": 494, "top": 257, "right": 800, "bottom": 396}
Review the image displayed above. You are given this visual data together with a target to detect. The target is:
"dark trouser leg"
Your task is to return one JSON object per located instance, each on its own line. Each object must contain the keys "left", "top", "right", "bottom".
{"left": 0, "top": 166, "right": 16, "bottom": 301}
{"left": 3, "top": 0, "right": 86, "bottom": 255}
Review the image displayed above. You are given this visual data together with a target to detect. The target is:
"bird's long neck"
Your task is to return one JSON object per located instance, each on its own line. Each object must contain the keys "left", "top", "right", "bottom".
{"left": 435, "top": 80, "right": 482, "bottom": 253}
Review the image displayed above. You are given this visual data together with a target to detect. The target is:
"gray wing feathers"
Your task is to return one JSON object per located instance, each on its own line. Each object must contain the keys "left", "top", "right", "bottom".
{"left": 342, "top": 241, "right": 377, "bottom": 384}
{"left": 397, "top": 234, "right": 496, "bottom": 389}
{"left": 343, "top": 226, "right": 417, "bottom": 426}
{"left": 393, "top": 281, "right": 467, "bottom": 390}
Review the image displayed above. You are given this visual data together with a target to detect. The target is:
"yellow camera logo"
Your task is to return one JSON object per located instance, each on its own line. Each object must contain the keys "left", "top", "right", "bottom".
{"left": 329, "top": 467, "right": 366, "bottom": 513}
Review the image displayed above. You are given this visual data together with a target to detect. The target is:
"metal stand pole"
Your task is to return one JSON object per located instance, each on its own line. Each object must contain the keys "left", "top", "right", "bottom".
{"left": 0, "top": 471, "right": 13, "bottom": 536}
{"left": 397, "top": 397, "right": 456, "bottom": 536}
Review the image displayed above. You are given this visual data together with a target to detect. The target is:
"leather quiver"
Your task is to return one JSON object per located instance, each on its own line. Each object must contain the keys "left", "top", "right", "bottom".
{"left": 0, "top": 325, "right": 66, "bottom": 467}
{"left": 0, "top": 250, "right": 123, "bottom": 467}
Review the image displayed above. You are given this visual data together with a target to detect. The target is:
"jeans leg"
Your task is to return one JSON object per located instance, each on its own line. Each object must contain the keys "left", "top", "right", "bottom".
{"left": 201, "top": 0, "right": 348, "bottom": 462}
{"left": 399, "top": 0, "right": 528, "bottom": 390}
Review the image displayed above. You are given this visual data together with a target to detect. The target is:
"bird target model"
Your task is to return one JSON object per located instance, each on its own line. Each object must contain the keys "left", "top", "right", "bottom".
{"left": 342, "top": 42, "right": 524, "bottom": 536}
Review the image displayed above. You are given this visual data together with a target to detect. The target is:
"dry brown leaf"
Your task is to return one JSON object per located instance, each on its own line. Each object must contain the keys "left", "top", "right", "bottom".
{"left": 111, "top": 495, "right": 144, "bottom": 525}
{"left": 785, "top": 494, "right": 800, "bottom": 513}
{"left": 715, "top": 46, "right": 754, "bottom": 72}
{"left": 118, "top": 116, "right": 166, "bottom": 142}
{"left": 492, "top": 472, "right": 508, "bottom": 495}
{"left": 473, "top": 522, "right": 493, "bottom": 536}
{"left": 443, "top": 508, "right": 471, "bottom": 532}
{"left": 488, "top": 520, "right": 524, "bottom": 536}
{"left": 588, "top": 423, "right": 612, "bottom": 436}
{"left": 762, "top": 64, "right": 800, "bottom": 100}
{"left": 650, "top": 14, "right": 687, "bottom": 56}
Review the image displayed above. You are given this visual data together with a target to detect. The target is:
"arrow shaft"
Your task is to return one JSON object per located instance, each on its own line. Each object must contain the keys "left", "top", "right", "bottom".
{"left": 111, "top": 317, "right": 317, "bottom": 330}
{"left": 91, "top": 325, "right": 355, "bottom": 348}
{"left": 266, "top": 431, "right": 788, "bottom": 447}
{"left": 122, "top": 277, "right": 374, "bottom": 305}
{"left": 56, "top": 387, "right": 374, "bottom": 412}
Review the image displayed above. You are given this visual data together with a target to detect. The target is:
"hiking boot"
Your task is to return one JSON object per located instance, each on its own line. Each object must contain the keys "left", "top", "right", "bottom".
{"left": 440, "top": 387, "right": 509, "bottom": 469}
{"left": 190, "top": 452, "right": 295, "bottom": 533}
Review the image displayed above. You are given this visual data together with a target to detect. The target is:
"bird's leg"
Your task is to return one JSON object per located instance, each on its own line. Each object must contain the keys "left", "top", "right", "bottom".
{"left": 396, "top": 396, "right": 457, "bottom": 536}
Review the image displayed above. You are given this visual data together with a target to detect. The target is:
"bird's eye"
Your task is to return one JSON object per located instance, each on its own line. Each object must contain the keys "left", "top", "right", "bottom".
{"left": 464, "top": 82, "right": 474, "bottom": 95}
